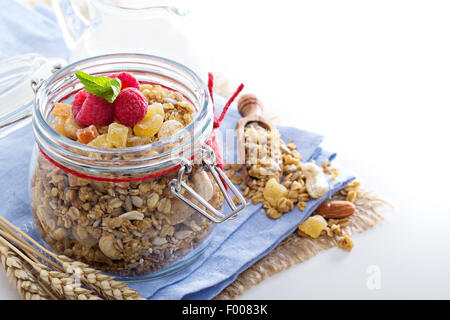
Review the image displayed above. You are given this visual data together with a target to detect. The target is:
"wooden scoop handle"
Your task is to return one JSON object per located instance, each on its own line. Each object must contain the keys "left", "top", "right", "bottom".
{"left": 238, "top": 94, "right": 264, "bottom": 118}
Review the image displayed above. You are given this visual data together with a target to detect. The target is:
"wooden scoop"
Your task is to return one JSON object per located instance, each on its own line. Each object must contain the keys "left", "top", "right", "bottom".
{"left": 236, "top": 94, "right": 279, "bottom": 189}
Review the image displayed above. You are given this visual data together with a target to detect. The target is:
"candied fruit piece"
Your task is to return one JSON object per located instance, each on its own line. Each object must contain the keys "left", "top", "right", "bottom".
{"left": 106, "top": 123, "right": 129, "bottom": 148}
{"left": 53, "top": 103, "right": 72, "bottom": 119}
{"left": 145, "top": 102, "right": 165, "bottom": 119}
{"left": 127, "top": 135, "right": 152, "bottom": 147}
{"left": 133, "top": 114, "right": 164, "bottom": 138}
{"left": 51, "top": 116, "right": 66, "bottom": 136}
{"left": 263, "top": 177, "right": 288, "bottom": 207}
{"left": 64, "top": 114, "right": 83, "bottom": 140}
{"left": 298, "top": 215, "right": 328, "bottom": 239}
{"left": 76, "top": 125, "right": 99, "bottom": 144}
{"left": 88, "top": 134, "right": 113, "bottom": 148}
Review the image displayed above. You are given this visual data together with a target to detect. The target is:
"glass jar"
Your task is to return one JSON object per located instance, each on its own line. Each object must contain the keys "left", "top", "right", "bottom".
{"left": 27, "top": 53, "right": 245, "bottom": 280}
{"left": 52, "top": 0, "right": 210, "bottom": 78}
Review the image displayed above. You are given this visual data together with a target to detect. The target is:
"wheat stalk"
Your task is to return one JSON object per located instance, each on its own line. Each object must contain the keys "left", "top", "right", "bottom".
{"left": 35, "top": 262, "right": 102, "bottom": 300}
{"left": 0, "top": 216, "right": 145, "bottom": 300}
{"left": 58, "top": 256, "right": 144, "bottom": 300}
{"left": 0, "top": 234, "right": 102, "bottom": 300}
{"left": 0, "top": 245, "right": 50, "bottom": 300}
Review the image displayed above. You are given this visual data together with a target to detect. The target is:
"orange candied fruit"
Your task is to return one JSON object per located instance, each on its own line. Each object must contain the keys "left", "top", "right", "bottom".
{"left": 76, "top": 125, "right": 99, "bottom": 144}
{"left": 51, "top": 116, "right": 66, "bottom": 136}
{"left": 53, "top": 103, "right": 72, "bottom": 119}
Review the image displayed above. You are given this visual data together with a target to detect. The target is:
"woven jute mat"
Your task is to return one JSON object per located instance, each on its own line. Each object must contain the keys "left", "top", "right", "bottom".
{"left": 212, "top": 74, "right": 391, "bottom": 299}
{"left": 214, "top": 189, "right": 389, "bottom": 299}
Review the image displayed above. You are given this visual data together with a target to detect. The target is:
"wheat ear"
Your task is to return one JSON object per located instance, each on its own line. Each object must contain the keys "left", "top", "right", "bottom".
{"left": 0, "top": 244, "right": 50, "bottom": 300}
{"left": 0, "top": 235, "right": 102, "bottom": 300}
{"left": 0, "top": 216, "right": 144, "bottom": 300}
{"left": 58, "top": 256, "right": 145, "bottom": 300}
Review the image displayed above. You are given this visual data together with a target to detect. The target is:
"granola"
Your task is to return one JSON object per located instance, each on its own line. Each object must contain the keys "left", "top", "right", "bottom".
{"left": 32, "top": 76, "right": 225, "bottom": 276}
{"left": 31, "top": 155, "right": 223, "bottom": 276}
{"left": 226, "top": 131, "right": 329, "bottom": 219}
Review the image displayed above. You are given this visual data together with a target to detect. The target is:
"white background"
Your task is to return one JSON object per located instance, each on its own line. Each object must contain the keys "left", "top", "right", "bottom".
{"left": 1, "top": 0, "right": 450, "bottom": 299}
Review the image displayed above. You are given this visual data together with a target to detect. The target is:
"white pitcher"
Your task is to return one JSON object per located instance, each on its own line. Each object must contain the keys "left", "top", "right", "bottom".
{"left": 51, "top": 0, "right": 209, "bottom": 77}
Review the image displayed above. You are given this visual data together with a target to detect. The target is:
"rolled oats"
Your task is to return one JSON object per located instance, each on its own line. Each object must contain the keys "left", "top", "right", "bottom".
{"left": 31, "top": 153, "right": 223, "bottom": 276}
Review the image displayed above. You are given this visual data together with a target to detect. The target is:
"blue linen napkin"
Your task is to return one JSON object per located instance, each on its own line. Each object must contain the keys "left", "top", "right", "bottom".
{"left": 132, "top": 97, "right": 355, "bottom": 299}
{"left": 0, "top": 1, "right": 356, "bottom": 300}
{"left": 0, "top": 0, "right": 70, "bottom": 61}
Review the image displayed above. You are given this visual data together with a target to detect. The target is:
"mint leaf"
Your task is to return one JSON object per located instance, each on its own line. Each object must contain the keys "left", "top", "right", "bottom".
{"left": 75, "top": 71, "right": 122, "bottom": 103}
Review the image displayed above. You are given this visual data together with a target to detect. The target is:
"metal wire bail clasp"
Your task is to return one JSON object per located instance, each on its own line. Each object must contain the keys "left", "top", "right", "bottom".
{"left": 169, "top": 145, "right": 247, "bottom": 224}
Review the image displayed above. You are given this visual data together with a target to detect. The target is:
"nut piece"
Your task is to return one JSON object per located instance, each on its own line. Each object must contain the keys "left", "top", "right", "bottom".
{"left": 157, "top": 119, "right": 184, "bottom": 139}
{"left": 174, "top": 230, "right": 193, "bottom": 240}
{"left": 119, "top": 211, "right": 144, "bottom": 221}
{"left": 192, "top": 170, "right": 214, "bottom": 202}
{"left": 298, "top": 215, "right": 328, "bottom": 239}
{"left": 302, "top": 162, "right": 329, "bottom": 199}
{"left": 167, "top": 198, "right": 195, "bottom": 225}
{"left": 64, "top": 114, "right": 83, "bottom": 140}
{"left": 315, "top": 200, "right": 355, "bottom": 219}
{"left": 98, "top": 233, "right": 123, "bottom": 260}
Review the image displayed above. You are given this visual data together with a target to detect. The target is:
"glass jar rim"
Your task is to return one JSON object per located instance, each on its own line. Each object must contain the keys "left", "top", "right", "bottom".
{"left": 33, "top": 53, "right": 212, "bottom": 178}
{"left": 94, "top": 0, "right": 189, "bottom": 15}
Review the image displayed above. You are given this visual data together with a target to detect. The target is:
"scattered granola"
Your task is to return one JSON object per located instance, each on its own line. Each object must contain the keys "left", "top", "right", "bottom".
{"left": 226, "top": 132, "right": 338, "bottom": 219}
{"left": 244, "top": 122, "right": 282, "bottom": 188}
{"left": 322, "top": 159, "right": 339, "bottom": 179}
{"left": 336, "top": 234, "right": 354, "bottom": 251}
{"left": 340, "top": 181, "right": 362, "bottom": 203}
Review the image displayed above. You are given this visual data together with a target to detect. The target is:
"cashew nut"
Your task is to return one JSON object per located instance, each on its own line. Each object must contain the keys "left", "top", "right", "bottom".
{"left": 166, "top": 171, "right": 214, "bottom": 224}
{"left": 168, "top": 199, "right": 195, "bottom": 225}
{"left": 302, "top": 162, "right": 329, "bottom": 198}
{"left": 192, "top": 170, "right": 214, "bottom": 202}
{"left": 119, "top": 211, "right": 144, "bottom": 221}
{"left": 98, "top": 233, "right": 123, "bottom": 260}
{"left": 157, "top": 119, "right": 184, "bottom": 139}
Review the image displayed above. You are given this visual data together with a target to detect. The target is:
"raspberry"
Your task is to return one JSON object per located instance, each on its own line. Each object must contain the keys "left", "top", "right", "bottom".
{"left": 113, "top": 87, "right": 148, "bottom": 126}
{"left": 74, "top": 92, "right": 114, "bottom": 126}
{"left": 72, "top": 89, "right": 87, "bottom": 117}
{"left": 109, "top": 72, "right": 140, "bottom": 90}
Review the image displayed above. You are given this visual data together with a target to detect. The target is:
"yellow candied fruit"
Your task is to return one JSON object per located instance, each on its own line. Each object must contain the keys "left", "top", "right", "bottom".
{"left": 106, "top": 123, "right": 129, "bottom": 148}
{"left": 51, "top": 116, "right": 65, "bottom": 136}
{"left": 133, "top": 114, "right": 164, "bottom": 138}
{"left": 145, "top": 102, "right": 165, "bottom": 119}
{"left": 263, "top": 177, "right": 288, "bottom": 207}
{"left": 88, "top": 134, "right": 113, "bottom": 148}
{"left": 53, "top": 103, "right": 72, "bottom": 119}
{"left": 298, "top": 215, "right": 328, "bottom": 239}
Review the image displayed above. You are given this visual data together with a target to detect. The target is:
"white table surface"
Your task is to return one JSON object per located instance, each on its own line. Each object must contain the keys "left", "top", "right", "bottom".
{"left": 1, "top": 0, "right": 450, "bottom": 299}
